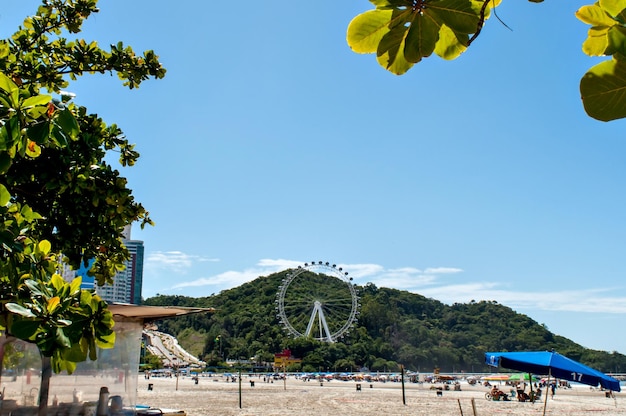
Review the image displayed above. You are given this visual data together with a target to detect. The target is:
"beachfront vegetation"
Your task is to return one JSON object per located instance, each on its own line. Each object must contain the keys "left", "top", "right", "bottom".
{"left": 144, "top": 270, "right": 626, "bottom": 374}
{"left": 0, "top": 0, "right": 163, "bottom": 411}
{"left": 347, "top": 0, "right": 626, "bottom": 121}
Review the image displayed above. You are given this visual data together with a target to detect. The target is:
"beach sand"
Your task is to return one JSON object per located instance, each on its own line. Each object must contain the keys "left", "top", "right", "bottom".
{"left": 136, "top": 375, "right": 626, "bottom": 415}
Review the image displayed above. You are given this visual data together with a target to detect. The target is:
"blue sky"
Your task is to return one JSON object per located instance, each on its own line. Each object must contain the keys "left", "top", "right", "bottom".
{"left": 4, "top": 1, "right": 626, "bottom": 355}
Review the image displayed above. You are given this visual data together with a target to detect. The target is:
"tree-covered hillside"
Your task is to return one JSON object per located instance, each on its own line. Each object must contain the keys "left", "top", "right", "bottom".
{"left": 144, "top": 270, "right": 626, "bottom": 373}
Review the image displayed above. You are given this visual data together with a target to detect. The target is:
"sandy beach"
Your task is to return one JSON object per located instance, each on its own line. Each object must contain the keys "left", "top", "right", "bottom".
{"left": 136, "top": 375, "right": 626, "bottom": 416}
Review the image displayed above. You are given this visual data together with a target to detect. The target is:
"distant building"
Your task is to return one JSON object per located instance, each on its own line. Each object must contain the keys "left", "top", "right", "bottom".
{"left": 59, "top": 225, "right": 145, "bottom": 305}
{"left": 273, "top": 349, "right": 301, "bottom": 370}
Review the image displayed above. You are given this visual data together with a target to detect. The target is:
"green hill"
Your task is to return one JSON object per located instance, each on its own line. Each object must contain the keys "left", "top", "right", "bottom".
{"left": 143, "top": 269, "right": 626, "bottom": 373}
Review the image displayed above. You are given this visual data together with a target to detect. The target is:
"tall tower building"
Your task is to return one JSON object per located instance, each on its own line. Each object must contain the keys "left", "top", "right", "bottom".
{"left": 96, "top": 226, "right": 145, "bottom": 304}
{"left": 60, "top": 225, "right": 145, "bottom": 305}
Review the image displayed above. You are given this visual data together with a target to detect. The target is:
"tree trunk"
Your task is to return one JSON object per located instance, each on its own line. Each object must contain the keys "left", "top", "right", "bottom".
{"left": 38, "top": 355, "right": 52, "bottom": 416}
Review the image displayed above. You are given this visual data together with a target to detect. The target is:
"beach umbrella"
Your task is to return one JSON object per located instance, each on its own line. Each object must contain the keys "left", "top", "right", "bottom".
{"left": 508, "top": 373, "right": 538, "bottom": 382}
{"left": 481, "top": 374, "right": 510, "bottom": 382}
{"left": 485, "top": 350, "right": 620, "bottom": 391}
{"left": 485, "top": 350, "right": 621, "bottom": 416}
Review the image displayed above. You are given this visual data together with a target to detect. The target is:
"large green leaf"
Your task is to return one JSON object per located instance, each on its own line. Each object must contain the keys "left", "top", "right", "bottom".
{"left": 376, "top": 20, "right": 414, "bottom": 74}
{"left": 55, "top": 107, "right": 80, "bottom": 141}
{"left": 9, "top": 319, "right": 40, "bottom": 339}
{"left": 347, "top": 9, "right": 394, "bottom": 54}
{"left": 580, "top": 58, "right": 626, "bottom": 121}
{"left": 5, "top": 303, "right": 37, "bottom": 318}
{"left": 26, "top": 121, "right": 51, "bottom": 145}
{"left": 435, "top": 24, "right": 469, "bottom": 60}
{"left": 65, "top": 340, "right": 88, "bottom": 362}
{"left": 21, "top": 94, "right": 51, "bottom": 109}
{"left": 427, "top": 0, "right": 482, "bottom": 35}
{"left": 405, "top": 14, "right": 440, "bottom": 63}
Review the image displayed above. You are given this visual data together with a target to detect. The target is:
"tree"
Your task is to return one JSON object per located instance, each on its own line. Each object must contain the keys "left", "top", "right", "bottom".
{"left": 346, "top": 0, "right": 626, "bottom": 121}
{"left": 0, "top": 0, "right": 164, "bottom": 413}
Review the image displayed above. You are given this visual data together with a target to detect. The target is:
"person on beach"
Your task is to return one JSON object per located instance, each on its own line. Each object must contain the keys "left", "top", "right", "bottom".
{"left": 491, "top": 385, "right": 509, "bottom": 400}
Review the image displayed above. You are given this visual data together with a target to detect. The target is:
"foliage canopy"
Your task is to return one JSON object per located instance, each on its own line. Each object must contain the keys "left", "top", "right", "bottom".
{"left": 347, "top": 0, "right": 626, "bottom": 121}
{"left": 0, "top": 0, "right": 164, "bottom": 394}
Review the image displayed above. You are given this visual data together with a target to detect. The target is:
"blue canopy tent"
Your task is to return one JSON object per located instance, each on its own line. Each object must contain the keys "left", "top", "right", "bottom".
{"left": 485, "top": 350, "right": 621, "bottom": 415}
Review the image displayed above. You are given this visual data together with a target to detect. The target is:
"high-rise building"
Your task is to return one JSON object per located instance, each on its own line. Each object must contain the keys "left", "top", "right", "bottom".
{"left": 96, "top": 226, "right": 144, "bottom": 304}
{"left": 60, "top": 225, "right": 145, "bottom": 305}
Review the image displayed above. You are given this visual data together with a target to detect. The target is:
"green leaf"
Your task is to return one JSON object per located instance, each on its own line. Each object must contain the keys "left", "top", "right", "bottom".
{"left": 5, "top": 303, "right": 36, "bottom": 318}
{"left": 64, "top": 340, "right": 88, "bottom": 362}
{"left": 404, "top": 14, "right": 440, "bottom": 63}
{"left": 50, "top": 124, "right": 69, "bottom": 147}
{"left": 69, "top": 276, "right": 82, "bottom": 294}
{"left": 0, "top": 152, "right": 11, "bottom": 175}
{"left": 347, "top": 9, "right": 394, "bottom": 54}
{"left": 427, "top": 0, "right": 482, "bottom": 35}
{"left": 376, "top": 20, "right": 411, "bottom": 70}
{"left": 55, "top": 327, "right": 71, "bottom": 348}
{"left": 580, "top": 58, "right": 626, "bottom": 121}
{"left": 607, "top": 25, "right": 626, "bottom": 56}
{"left": 55, "top": 108, "right": 80, "bottom": 141}
{"left": 50, "top": 273, "right": 66, "bottom": 292}
{"left": 435, "top": 25, "right": 469, "bottom": 60}
{"left": 10, "top": 319, "right": 40, "bottom": 339}
{"left": 26, "top": 121, "right": 51, "bottom": 145}
{"left": 21, "top": 94, "right": 51, "bottom": 109}
{"left": 38, "top": 240, "right": 52, "bottom": 255}
{"left": 87, "top": 336, "right": 97, "bottom": 360}
{"left": 0, "top": 184, "right": 10, "bottom": 206}
{"left": 95, "top": 331, "right": 115, "bottom": 349}
{"left": 0, "top": 73, "right": 19, "bottom": 104}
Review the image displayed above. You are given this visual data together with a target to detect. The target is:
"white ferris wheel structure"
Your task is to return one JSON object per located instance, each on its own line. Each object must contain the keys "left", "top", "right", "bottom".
{"left": 275, "top": 261, "right": 360, "bottom": 343}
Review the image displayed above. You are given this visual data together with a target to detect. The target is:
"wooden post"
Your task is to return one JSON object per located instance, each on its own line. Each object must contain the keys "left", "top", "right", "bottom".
{"left": 238, "top": 368, "right": 242, "bottom": 409}
{"left": 401, "top": 365, "right": 406, "bottom": 405}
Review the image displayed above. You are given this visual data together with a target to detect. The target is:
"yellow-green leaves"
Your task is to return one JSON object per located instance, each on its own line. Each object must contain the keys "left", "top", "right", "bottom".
{"left": 0, "top": 184, "right": 10, "bottom": 206}
{"left": 599, "top": 0, "right": 626, "bottom": 18}
{"left": 348, "top": 9, "right": 396, "bottom": 54}
{"left": 347, "top": 0, "right": 492, "bottom": 75}
{"left": 577, "top": 0, "right": 626, "bottom": 120}
{"left": 47, "top": 296, "right": 61, "bottom": 314}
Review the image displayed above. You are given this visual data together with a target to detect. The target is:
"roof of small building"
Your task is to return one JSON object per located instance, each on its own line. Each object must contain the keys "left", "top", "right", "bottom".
{"left": 108, "top": 303, "right": 215, "bottom": 322}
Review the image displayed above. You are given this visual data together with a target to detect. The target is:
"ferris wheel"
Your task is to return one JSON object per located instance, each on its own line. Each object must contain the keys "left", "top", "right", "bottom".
{"left": 275, "top": 261, "right": 359, "bottom": 343}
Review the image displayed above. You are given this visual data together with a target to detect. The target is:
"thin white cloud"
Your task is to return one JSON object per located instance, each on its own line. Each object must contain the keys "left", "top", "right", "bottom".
{"left": 339, "top": 263, "right": 384, "bottom": 278}
{"left": 172, "top": 269, "right": 259, "bottom": 289}
{"left": 145, "top": 251, "right": 219, "bottom": 274}
{"left": 417, "top": 283, "right": 626, "bottom": 314}
{"left": 257, "top": 258, "right": 302, "bottom": 270}
{"left": 171, "top": 258, "right": 301, "bottom": 290}
{"left": 423, "top": 267, "right": 463, "bottom": 274}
